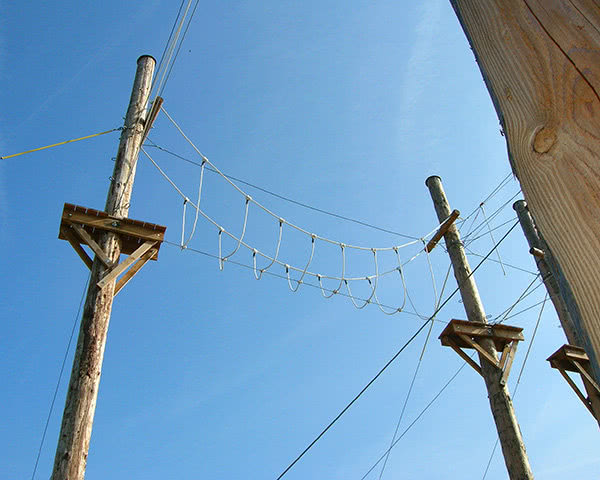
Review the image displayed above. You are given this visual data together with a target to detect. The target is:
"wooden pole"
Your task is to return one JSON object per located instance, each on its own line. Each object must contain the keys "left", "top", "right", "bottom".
{"left": 51, "top": 55, "right": 155, "bottom": 480}
{"left": 514, "top": 200, "right": 600, "bottom": 424}
{"left": 449, "top": 0, "right": 600, "bottom": 385}
{"left": 426, "top": 176, "right": 534, "bottom": 480}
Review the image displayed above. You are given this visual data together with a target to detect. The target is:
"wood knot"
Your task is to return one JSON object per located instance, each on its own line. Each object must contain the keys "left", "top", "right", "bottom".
{"left": 533, "top": 127, "right": 556, "bottom": 154}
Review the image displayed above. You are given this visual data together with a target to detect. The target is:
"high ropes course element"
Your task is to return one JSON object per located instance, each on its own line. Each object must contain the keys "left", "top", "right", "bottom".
{"left": 142, "top": 106, "right": 458, "bottom": 316}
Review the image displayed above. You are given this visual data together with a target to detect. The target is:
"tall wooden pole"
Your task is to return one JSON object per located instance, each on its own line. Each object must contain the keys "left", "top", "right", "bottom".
{"left": 51, "top": 55, "right": 155, "bottom": 480}
{"left": 426, "top": 176, "right": 533, "bottom": 480}
{"left": 514, "top": 200, "right": 600, "bottom": 424}
{"left": 450, "top": 0, "right": 600, "bottom": 384}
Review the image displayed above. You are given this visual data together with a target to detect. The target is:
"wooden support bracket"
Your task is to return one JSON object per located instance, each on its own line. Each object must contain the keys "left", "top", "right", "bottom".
{"left": 439, "top": 319, "right": 523, "bottom": 384}
{"left": 425, "top": 209, "right": 460, "bottom": 253}
{"left": 58, "top": 203, "right": 166, "bottom": 296}
{"left": 547, "top": 344, "right": 600, "bottom": 419}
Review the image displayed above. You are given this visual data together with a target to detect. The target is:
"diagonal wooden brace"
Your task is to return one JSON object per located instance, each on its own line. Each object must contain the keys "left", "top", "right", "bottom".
{"left": 61, "top": 226, "right": 94, "bottom": 270}
{"left": 97, "top": 240, "right": 157, "bottom": 292}
{"left": 70, "top": 224, "right": 114, "bottom": 268}
{"left": 499, "top": 341, "right": 518, "bottom": 386}
{"left": 446, "top": 337, "right": 483, "bottom": 376}
{"left": 114, "top": 247, "right": 156, "bottom": 297}
{"left": 555, "top": 366, "right": 595, "bottom": 416}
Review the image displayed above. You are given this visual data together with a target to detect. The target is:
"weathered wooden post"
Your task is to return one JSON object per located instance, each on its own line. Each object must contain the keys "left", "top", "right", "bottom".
{"left": 450, "top": 0, "right": 600, "bottom": 384}
{"left": 427, "top": 176, "right": 533, "bottom": 480}
{"left": 51, "top": 55, "right": 157, "bottom": 480}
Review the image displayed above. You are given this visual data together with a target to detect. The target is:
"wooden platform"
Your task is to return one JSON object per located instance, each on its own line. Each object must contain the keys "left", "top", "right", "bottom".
{"left": 59, "top": 203, "right": 166, "bottom": 296}
{"left": 548, "top": 344, "right": 600, "bottom": 418}
{"left": 439, "top": 319, "right": 524, "bottom": 384}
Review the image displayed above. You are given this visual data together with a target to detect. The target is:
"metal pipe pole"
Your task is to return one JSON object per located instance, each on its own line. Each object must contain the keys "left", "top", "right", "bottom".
{"left": 51, "top": 55, "right": 155, "bottom": 480}
{"left": 426, "top": 176, "right": 533, "bottom": 480}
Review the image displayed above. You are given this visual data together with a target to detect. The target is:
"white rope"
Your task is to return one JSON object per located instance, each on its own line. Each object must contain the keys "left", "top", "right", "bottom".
{"left": 285, "top": 236, "right": 316, "bottom": 292}
{"left": 180, "top": 159, "right": 206, "bottom": 249}
{"left": 159, "top": 106, "right": 444, "bottom": 252}
{"left": 253, "top": 219, "right": 284, "bottom": 280}
{"left": 218, "top": 196, "right": 251, "bottom": 270}
{"left": 142, "top": 147, "right": 446, "bottom": 281}
{"left": 142, "top": 140, "right": 447, "bottom": 314}
{"left": 371, "top": 248, "right": 409, "bottom": 315}
{"left": 317, "top": 244, "right": 346, "bottom": 299}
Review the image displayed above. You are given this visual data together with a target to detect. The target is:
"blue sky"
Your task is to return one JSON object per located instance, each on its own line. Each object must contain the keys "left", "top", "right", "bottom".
{"left": 2, "top": 1, "right": 598, "bottom": 479}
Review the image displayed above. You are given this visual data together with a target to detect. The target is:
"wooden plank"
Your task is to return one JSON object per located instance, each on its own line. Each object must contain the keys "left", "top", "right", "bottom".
{"left": 61, "top": 227, "right": 93, "bottom": 270}
{"left": 425, "top": 209, "right": 460, "bottom": 253}
{"left": 113, "top": 248, "right": 156, "bottom": 296}
{"left": 501, "top": 342, "right": 518, "bottom": 386}
{"left": 458, "top": 333, "right": 500, "bottom": 368}
{"left": 71, "top": 225, "right": 113, "bottom": 268}
{"left": 445, "top": 337, "right": 483, "bottom": 376}
{"left": 63, "top": 210, "right": 164, "bottom": 244}
{"left": 97, "top": 241, "right": 156, "bottom": 290}
{"left": 573, "top": 360, "right": 600, "bottom": 394}
{"left": 499, "top": 341, "right": 512, "bottom": 370}
{"left": 451, "top": 0, "right": 600, "bottom": 382}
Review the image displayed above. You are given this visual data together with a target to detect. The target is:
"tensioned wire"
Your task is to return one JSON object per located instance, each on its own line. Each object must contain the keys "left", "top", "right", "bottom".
{"left": 142, "top": 146, "right": 444, "bottom": 314}
{"left": 162, "top": 239, "right": 432, "bottom": 319}
{"left": 155, "top": 106, "right": 438, "bottom": 252}
{"left": 273, "top": 221, "right": 520, "bottom": 479}
{"left": 31, "top": 274, "right": 91, "bottom": 480}
{"left": 145, "top": 138, "right": 536, "bottom": 278}
{"left": 376, "top": 263, "right": 451, "bottom": 480}
{"left": 144, "top": 139, "right": 421, "bottom": 240}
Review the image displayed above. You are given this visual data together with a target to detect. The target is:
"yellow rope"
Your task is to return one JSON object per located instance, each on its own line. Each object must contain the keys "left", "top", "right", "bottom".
{"left": 1, "top": 127, "right": 121, "bottom": 160}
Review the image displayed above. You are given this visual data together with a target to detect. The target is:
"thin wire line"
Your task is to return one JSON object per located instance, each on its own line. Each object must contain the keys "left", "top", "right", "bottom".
{"left": 151, "top": 0, "right": 186, "bottom": 96}
{"left": 274, "top": 222, "right": 519, "bottom": 479}
{"left": 144, "top": 141, "right": 420, "bottom": 240}
{"left": 465, "top": 247, "right": 538, "bottom": 276}
{"left": 1, "top": 128, "right": 120, "bottom": 160}
{"left": 163, "top": 239, "right": 427, "bottom": 319}
{"left": 159, "top": 0, "right": 200, "bottom": 97}
{"left": 377, "top": 265, "right": 449, "bottom": 479}
{"left": 143, "top": 143, "right": 431, "bottom": 252}
{"left": 31, "top": 274, "right": 90, "bottom": 480}
{"left": 359, "top": 361, "right": 469, "bottom": 480}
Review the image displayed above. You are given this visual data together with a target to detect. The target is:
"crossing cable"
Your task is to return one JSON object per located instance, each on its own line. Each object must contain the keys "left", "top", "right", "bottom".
{"left": 465, "top": 247, "right": 538, "bottom": 276}
{"left": 457, "top": 173, "right": 514, "bottom": 230}
{"left": 492, "top": 274, "right": 543, "bottom": 324}
{"left": 481, "top": 294, "right": 548, "bottom": 480}
{"left": 144, "top": 140, "right": 421, "bottom": 241}
{"left": 274, "top": 221, "right": 519, "bottom": 480}
{"left": 31, "top": 274, "right": 90, "bottom": 480}
{"left": 359, "top": 361, "right": 470, "bottom": 480}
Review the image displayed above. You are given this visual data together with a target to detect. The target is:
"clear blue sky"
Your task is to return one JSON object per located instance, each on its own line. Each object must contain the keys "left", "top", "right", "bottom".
{"left": 2, "top": 1, "right": 597, "bottom": 479}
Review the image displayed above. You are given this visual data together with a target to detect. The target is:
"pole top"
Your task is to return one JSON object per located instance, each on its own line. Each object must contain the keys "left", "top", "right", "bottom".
{"left": 425, "top": 175, "right": 442, "bottom": 187}
{"left": 513, "top": 200, "right": 527, "bottom": 212}
{"left": 137, "top": 54, "right": 157, "bottom": 66}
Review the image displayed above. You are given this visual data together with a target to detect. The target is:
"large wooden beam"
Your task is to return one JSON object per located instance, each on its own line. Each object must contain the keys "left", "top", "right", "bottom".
{"left": 451, "top": 0, "right": 600, "bottom": 382}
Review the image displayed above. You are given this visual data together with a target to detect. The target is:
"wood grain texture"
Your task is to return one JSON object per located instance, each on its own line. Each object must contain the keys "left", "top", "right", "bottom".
{"left": 51, "top": 56, "right": 155, "bottom": 480}
{"left": 451, "top": 0, "right": 600, "bottom": 384}
{"left": 427, "top": 176, "right": 533, "bottom": 480}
